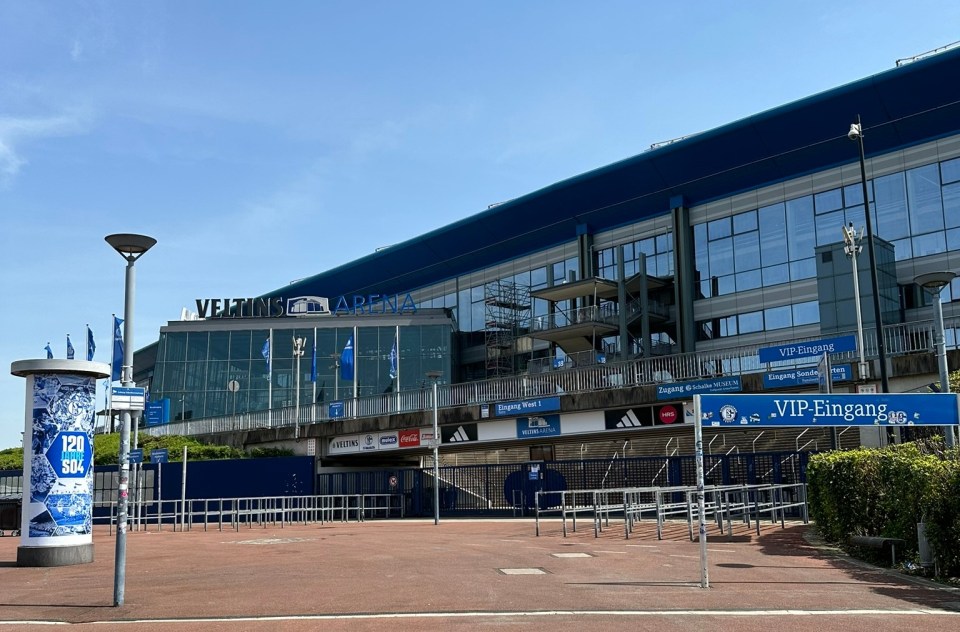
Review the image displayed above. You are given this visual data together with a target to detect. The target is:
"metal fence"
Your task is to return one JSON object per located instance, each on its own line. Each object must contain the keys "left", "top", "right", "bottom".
{"left": 145, "top": 317, "right": 959, "bottom": 438}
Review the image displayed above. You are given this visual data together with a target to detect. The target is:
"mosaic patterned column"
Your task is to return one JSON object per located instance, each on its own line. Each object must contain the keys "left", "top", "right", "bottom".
{"left": 10, "top": 359, "right": 110, "bottom": 567}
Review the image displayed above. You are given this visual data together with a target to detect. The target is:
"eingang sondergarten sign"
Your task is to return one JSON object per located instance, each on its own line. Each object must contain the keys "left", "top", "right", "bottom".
{"left": 698, "top": 393, "right": 960, "bottom": 427}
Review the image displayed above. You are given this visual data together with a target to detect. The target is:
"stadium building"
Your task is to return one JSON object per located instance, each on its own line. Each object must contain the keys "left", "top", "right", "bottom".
{"left": 136, "top": 46, "right": 960, "bottom": 467}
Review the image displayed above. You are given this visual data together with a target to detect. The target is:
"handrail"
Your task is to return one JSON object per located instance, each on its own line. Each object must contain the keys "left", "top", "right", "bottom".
{"left": 751, "top": 431, "right": 766, "bottom": 454}
{"left": 795, "top": 428, "right": 810, "bottom": 452}
{"left": 707, "top": 434, "right": 718, "bottom": 455}
{"left": 142, "top": 316, "right": 960, "bottom": 439}
{"left": 600, "top": 440, "right": 628, "bottom": 489}
{"left": 664, "top": 437, "right": 677, "bottom": 457}
{"left": 798, "top": 439, "right": 818, "bottom": 452}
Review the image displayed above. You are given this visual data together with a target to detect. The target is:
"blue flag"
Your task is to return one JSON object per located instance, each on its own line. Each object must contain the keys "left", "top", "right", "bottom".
{"left": 340, "top": 335, "right": 354, "bottom": 381}
{"left": 389, "top": 338, "right": 398, "bottom": 380}
{"left": 310, "top": 340, "right": 317, "bottom": 383}
{"left": 66, "top": 334, "right": 75, "bottom": 360}
{"left": 45, "top": 343, "right": 53, "bottom": 359}
{"left": 261, "top": 338, "right": 270, "bottom": 373}
{"left": 87, "top": 325, "right": 96, "bottom": 361}
{"left": 112, "top": 316, "right": 124, "bottom": 381}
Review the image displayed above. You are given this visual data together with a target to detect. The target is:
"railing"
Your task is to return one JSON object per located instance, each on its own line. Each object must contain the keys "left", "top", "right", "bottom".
{"left": 145, "top": 317, "right": 960, "bottom": 438}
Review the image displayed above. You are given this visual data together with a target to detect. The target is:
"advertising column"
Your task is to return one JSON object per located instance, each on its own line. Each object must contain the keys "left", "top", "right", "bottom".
{"left": 10, "top": 359, "right": 110, "bottom": 567}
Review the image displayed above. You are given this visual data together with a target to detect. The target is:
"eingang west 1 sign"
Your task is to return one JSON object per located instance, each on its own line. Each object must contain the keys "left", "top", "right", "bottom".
{"left": 696, "top": 393, "right": 960, "bottom": 427}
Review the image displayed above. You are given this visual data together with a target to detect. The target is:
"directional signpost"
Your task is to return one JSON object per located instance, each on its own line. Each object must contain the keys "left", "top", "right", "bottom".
{"left": 690, "top": 392, "right": 960, "bottom": 589}
{"left": 110, "top": 387, "right": 146, "bottom": 411}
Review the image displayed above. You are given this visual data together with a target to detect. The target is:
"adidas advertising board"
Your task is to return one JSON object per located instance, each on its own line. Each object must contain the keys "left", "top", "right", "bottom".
{"left": 441, "top": 423, "right": 478, "bottom": 444}
{"left": 604, "top": 405, "right": 687, "bottom": 430}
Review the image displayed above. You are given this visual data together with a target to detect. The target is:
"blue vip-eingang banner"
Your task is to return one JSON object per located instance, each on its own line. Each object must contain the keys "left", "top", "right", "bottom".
{"left": 698, "top": 393, "right": 960, "bottom": 427}
{"left": 758, "top": 335, "right": 857, "bottom": 364}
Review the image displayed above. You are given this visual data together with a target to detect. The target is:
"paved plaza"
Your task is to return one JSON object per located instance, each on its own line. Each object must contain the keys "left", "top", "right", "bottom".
{"left": 0, "top": 518, "right": 958, "bottom": 630}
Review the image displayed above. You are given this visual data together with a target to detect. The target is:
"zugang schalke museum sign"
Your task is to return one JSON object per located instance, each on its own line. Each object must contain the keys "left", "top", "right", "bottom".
{"left": 193, "top": 293, "right": 418, "bottom": 319}
{"left": 697, "top": 393, "right": 960, "bottom": 428}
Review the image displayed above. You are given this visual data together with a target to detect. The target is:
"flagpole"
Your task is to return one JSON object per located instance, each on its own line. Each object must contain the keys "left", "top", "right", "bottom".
{"left": 311, "top": 329, "right": 317, "bottom": 410}
{"left": 267, "top": 329, "right": 273, "bottom": 426}
{"left": 394, "top": 325, "right": 400, "bottom": 413}
{"left": 352, "top": 325, "right": 358, "bottom": 401}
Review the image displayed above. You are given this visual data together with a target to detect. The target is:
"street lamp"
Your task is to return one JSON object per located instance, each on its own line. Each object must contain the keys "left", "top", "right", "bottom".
{"left": 848, "top": 117, "right": 890, "bottom": 393}
{"left": 425, "top": 370, "right": 442, "bottom": 525}
{"left": 293, "top": 336, "right": 306, "bottom": 441}
{"left": 915, "top": 271, "right": 958, "bottom": 448}
{"left": 841, "top": 223, "right": 870, "bottom": 380}
{"left": 105, "top": 232, "right": 156, "bottom": 607}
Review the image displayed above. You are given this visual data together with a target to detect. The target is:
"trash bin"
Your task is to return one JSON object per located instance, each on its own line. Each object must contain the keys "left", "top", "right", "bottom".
{"left": 0, "top": 497, "right": 22, "bottom": 537}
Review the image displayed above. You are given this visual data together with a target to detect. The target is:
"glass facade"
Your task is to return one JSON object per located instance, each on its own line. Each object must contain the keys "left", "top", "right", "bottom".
{"left": 151, "top": 322, "right": 451, "bottom": 420}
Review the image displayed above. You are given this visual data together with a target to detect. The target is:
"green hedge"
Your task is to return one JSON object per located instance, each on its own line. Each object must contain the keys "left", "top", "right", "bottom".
{"left": 0, "top": 434, "right": 293, "bottom": 471}
{"left": 807, "top": 441, "right": 959, "bottom": 576}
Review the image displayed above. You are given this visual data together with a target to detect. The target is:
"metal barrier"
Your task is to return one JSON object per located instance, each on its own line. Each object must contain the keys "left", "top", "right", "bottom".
{"left": 534, "top": 482, "right": 808, "bottom": 540}
{"left": 95, "top": 493, "right": 404, "bottom": 533}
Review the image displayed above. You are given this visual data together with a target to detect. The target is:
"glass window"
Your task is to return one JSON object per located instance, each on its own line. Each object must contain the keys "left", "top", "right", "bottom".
{"left": 762, "top": 264, "right": 790, "bottom": 287}
{"left": 638, "top": 238, "right": 655, "bottom": 257}
{"left": 947, "top": 227, "right": 960, "bottom": 252}
{"left": 719, "top": 315, "right": 737, "bottom": 337}
{"left": 891, "top": 237, "right": 913, "bottom": 260}
{"left": 764, "top": 305, "right": 792, "bottom": 330}
{"left": 815, "top": 188, "right": 843, "bottom": 214}
{"left": 941, "top": 157, "right": 960, "bottom": 184}
{"left": 905, "top": 164, "right": 944, "bottom": 234}
{"left": 758, "top": 203, "right": 787, "bottom": 266}
{"left": 815, "top": 210, "right": 846, "bottom": 246}
{"left": 789, "top": 258, "right": 816, "bottom": 281}
{"left": 698, "top": 279, "right": 713, "bottom": 299}
{"left": 873, "top": 172, "right": 909, "bottom": 240}
{"left": 229, "top": 331, "right": 251, "bottom": 362}
{"left": 843, "top": 183, "right": 864, "bottom": 207}
{"left": 656, "top": 232, "right": 673, "bottom": 252}
{"left": 531, "top": 266, "right": 547, "bottom": 288}
{"left": 912, "top": 232, "right": 947, "bottom": 257}
{"left": 942, "top": 182, "right": 960, "bottom": 229}
{"left": 735, "top": 270, "right": 762, "bottom": 292}
{"left": 792, "top": 301, "right": 820, "bottom": 326}
{"left": 654, "top": 252, "right": 672, "bottom": 276}
{"left": 844, "top": 205, "right": 866, "bottom": 233}
{"left": 186, "top": 332, "right": 209, "bottom": 362}
{"left": 733, "top": 232, "right": 760, "bottom": 272}
{"left": 785, "top": 196, "right": 815, "bottom": 262}
{"left": 694, "top": 223, "right": 709, "bottom": 279}
{"left": 708, "top": 217, "right": 732, "bottom": 240}
{"left": 733, "top": 210, "right": 757, "bottom": 234}
{"left": 738, "top": 311, "right": 764, "bottom": 334}
{"left": 708, "top": 237, "right": 734, "bottom": 277}
{"left": 716, "top": 275, "right": 736, "bottom": 296}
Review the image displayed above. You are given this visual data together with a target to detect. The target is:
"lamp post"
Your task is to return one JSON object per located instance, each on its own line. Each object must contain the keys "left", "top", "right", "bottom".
{"left": 842, "top": 223, "right": 870, "bottom": 379}
{"left": 293, "top": 336, "right": 306, "bottom": 440}
{"left": 848, "top": 117, "right": 890, "bottom": 393}
{"left": 915, "top": 271, "right": 958, "bottom": 448}
{"left": 105, "top": 233, "right": 156, "bottom": 607}
{"left": 426, "top": 370, "right": 442, "bottom": 525}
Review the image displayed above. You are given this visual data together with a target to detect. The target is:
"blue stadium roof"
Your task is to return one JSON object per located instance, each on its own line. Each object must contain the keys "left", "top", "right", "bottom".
{"left": 278, "top": 47, "right": 960, "bottom": 300}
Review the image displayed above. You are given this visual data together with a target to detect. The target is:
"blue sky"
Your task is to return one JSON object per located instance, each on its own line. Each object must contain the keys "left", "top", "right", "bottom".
{"left": 1, "top": 1, "right": 958, "bottom": 449}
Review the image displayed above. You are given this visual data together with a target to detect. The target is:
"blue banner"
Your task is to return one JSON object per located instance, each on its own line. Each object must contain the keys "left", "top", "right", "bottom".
{"left": 86, "top": 326, "right": 96, "bottom": 361}
{"left": 112, "top": 316, "right": 124, "bottom": 381}
{"left": 261, "top": 338, "right": 270, "bottom": 373}
{"left": 516, "top": 414, "right": 561, "bottom": 438}
{"left": 657, "top": 376, "right": 741, "bottom": 400}
{"left": 66, "top": 334, "right": 74, "bottom": 360}
{"left": 310, "top": 340, "right": 317, "bottom": 383}
{"left": 495, "top": 396, "right": 561, "bottom": 417}
{"left": 145, "top": 399, "right": 170, "bottom": 426}
{"left": 340, "top": 336, "right": 354, "bottom": 381}
{"left": 763, "top": 364, "right": 852, "bottom": 389}
{"left": 758, "top": 335, "right": 856, "bottom": 363}
{"left": 698, "top": 393, "right": 960, "bottom": 427}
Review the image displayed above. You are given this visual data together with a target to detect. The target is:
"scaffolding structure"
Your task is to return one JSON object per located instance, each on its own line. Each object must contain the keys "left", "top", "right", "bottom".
{"left": 484, "top": 280, "right": 530, "bottom": 378}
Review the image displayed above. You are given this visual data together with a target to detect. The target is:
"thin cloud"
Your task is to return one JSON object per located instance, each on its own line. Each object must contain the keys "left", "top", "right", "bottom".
{"left": 0, "top": 111, "right": 90, "bottom": 186}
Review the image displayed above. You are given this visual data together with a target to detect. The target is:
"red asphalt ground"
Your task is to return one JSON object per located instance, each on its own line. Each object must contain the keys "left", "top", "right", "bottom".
{"left": 0, "top": 518, "right": 958, "bottom": 631}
